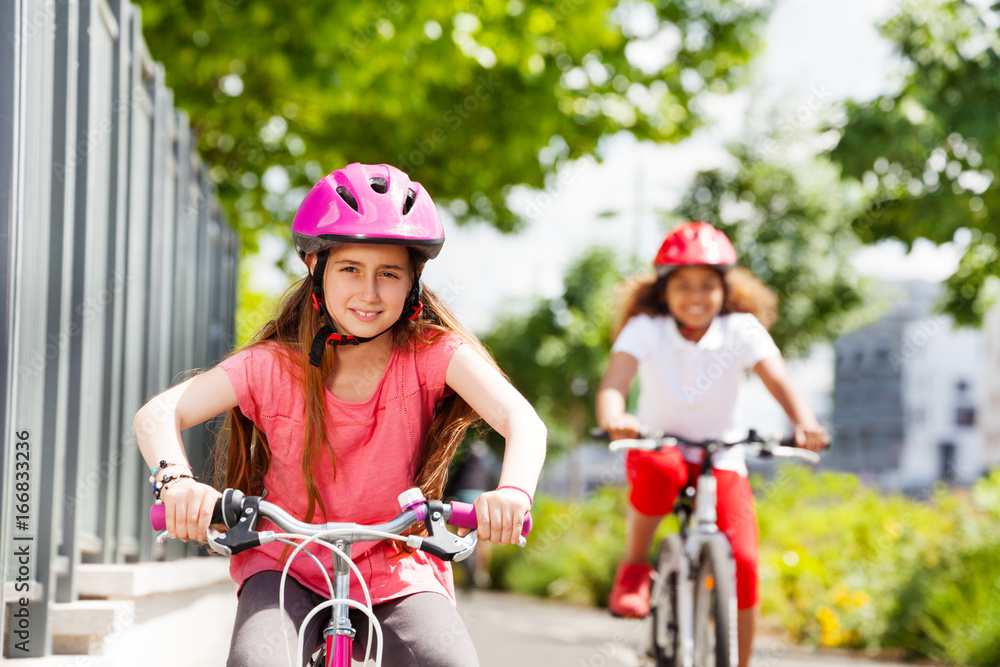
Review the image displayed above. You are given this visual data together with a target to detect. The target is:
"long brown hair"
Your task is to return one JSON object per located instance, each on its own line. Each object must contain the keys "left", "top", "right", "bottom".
{"left": 212, "top": 247, "right": 493, "bottom": 523}
{"left": 610, "top": 266, "right": 778, "bottom": 342}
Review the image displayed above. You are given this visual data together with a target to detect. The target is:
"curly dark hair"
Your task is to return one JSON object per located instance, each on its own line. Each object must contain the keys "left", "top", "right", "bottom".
{"left": 611, "top": 266, "right": 778, "bottom": 342}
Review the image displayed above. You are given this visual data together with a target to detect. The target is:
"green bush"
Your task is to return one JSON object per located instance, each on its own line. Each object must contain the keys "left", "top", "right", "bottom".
{"left": 755, "top": 465, "right": 959, "bottom": 649}
{"left": 489, "top": 487, "right": 626, "bottom": 606}
{"left": 489, "top": 486, "right": 679, "bottom": 606}
{"left": 884, "top": 540, "right": 1000, "bottom": 666}
{"left": 486, "top": 467, "right": 1000, "bottom": 665}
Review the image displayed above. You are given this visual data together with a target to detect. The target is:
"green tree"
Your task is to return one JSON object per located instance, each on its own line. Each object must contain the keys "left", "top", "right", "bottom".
{"left": 135, "top": 0, "right": 773, "bottom": 256}
{"left": 481, "top": 247, "right": 623, "bottom": 454}
{"left": 830, "top": 0, "right": 1000, "bottom": 325}
{"left": 671, "top": 147, "right": 879, "bottom": 355}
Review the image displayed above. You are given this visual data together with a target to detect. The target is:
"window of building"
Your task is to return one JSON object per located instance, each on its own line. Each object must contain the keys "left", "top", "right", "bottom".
{"left": 956, "top": 407, "right": 976, "bottom": 427}
{"left": 939, "top": 442, "right": 957, "bottom": 482}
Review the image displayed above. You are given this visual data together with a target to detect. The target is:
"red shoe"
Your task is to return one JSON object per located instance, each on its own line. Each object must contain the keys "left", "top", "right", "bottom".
{"left": 608, "top": 562, "right": 654, "bottom": 618}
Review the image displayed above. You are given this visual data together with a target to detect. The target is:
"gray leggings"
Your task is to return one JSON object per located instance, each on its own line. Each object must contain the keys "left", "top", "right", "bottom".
{"left": 227, "top": 571, "right": 479, "bottom": 667}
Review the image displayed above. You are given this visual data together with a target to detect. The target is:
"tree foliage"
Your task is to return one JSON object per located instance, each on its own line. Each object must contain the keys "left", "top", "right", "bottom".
{"left": 481, "top": 247, "right": 623, "bottom": 453}
{"left": 830, "top": 0, "right": 1000, "bottom": 325}
{"left": 135, "top": 0, "right": 772, "bottom": 257}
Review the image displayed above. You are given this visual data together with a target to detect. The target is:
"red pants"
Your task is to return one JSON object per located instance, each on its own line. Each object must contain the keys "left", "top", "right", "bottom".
{"left": 626, "top": 448, "right": 759, "bottom": 610}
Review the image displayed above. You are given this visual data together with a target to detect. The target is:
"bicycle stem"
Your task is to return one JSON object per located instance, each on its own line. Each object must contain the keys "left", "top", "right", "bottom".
{"left": 325, "top": 539, "right": 356, "bottom": 667}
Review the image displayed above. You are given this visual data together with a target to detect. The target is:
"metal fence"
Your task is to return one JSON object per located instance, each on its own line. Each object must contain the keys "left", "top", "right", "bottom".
{"left": 1, "top": 0, "right": 238, "bottom": 657}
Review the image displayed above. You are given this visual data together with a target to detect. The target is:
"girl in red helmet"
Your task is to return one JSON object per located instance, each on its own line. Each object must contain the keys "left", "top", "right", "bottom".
{"left": 135, "top": 164, "right": 546, "bottom": 666}
{"left": 595, "top": 221, "right": 827, "bottom": 667}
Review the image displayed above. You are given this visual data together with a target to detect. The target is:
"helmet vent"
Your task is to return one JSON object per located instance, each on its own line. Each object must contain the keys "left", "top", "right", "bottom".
{"left": 402, "top": 189, "right": 417, "bottom": 215}
{"left": 368, "top": 177, "right": 388, "bottom": 194}
{"left": 335, "top": 186, "right": 359, "bottom": 212}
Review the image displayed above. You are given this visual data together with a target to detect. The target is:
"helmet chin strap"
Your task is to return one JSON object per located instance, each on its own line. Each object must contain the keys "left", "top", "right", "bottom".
{"left": 308, "top": 249, "right": 423, "bottom": 367}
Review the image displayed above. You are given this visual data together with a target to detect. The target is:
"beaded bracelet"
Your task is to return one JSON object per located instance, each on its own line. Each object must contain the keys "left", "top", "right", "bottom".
{"left": 150, "top": 460, "right": 193, "bottom": 478}
{"left": 151, "top": 472, "right": 197, "bottom": 501}
{"left": 149, "top": 461, "right": 194, "bottom": 487}
{"left": 496, "top": 485, "right": 534, "bottom": 508}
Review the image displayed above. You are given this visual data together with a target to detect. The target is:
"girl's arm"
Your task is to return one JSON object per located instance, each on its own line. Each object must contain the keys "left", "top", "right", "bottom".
{"left": 596, "top": 351, "right": 641, "bottom": 440}
{"left": 446, "top": 344, "right": 547, "bottom": 546}
{"left": 753, "top": 355, "right": 829, "bottom": 451}
{"left": 134, "top": 366, "right": 239, "bottom": 542}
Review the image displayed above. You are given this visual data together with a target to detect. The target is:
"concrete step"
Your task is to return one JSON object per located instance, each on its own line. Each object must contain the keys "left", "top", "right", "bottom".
{"left": 76, "top": 556, "right": 231, "bottom": 599}
{"left": 50, "top": 599, "right": 135, "bottom": 655}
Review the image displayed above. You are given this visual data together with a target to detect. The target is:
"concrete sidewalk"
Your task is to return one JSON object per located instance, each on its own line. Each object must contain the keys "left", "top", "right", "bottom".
{"left": 457, "top": 589, "right": 923, "bottom": 667}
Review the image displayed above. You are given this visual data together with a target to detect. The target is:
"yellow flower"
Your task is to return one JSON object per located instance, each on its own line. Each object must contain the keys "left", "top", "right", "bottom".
{"left": 815, "top": 605, "right": 843, "bottom": 647}
{"left": 848, "top": 590, "right": 870, "bottom": 609}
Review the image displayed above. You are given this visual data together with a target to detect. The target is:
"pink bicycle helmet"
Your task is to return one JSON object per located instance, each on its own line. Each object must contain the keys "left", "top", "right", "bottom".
{"left": 292, "top": 163, "right": 444, "bottom": 260}
{"left": 653, "top": 221, "right": 737, "bottom": 275}
{"left": 294, "top": 163, "right": 445, "bottom": 365}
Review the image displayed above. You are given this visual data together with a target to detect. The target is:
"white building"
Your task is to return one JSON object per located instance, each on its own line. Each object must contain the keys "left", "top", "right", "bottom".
{"left": 828, "top": 282, "right": 986, "bottom": 494}
{"left": 894, "top": 316, "right": 984, "bottom": 489}
{"left": 982, "top": 303, "right": 1000, "bottom": 471}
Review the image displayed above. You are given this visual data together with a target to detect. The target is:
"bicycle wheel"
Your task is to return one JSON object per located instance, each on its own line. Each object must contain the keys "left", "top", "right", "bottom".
{"left": 692, "top": 536, "right": 737, "bottom": 667}
{"left": 649, "top": 534, "right": 684, "bottom": 667}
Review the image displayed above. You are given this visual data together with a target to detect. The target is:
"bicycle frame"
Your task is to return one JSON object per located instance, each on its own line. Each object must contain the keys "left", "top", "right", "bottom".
{"left": 665, "top": 462, "right": 738, "bottom": 667}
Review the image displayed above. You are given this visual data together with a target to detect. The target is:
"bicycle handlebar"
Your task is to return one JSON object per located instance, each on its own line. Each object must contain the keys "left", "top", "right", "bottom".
{"left": 149, "top": 487, "right": 532, "bottom": 560}
{"left": 590, "top": 428, "right": 821, "bottom": 465}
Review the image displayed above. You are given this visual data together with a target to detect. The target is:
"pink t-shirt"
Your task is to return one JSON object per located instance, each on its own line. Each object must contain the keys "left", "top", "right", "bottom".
{"left": 217, "top": 332, "right": 465, "bottom": 605}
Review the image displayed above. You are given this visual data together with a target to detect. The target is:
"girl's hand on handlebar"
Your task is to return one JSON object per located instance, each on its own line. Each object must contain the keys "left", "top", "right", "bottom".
{"left": 161, "top": 480, "right": 222, "bottom": 542}
{"left": 469, "top": 488, "right": 531, "bottom": 545}
{"left": 794, "top": 424, "right": 829, "bottom": 452}
{"left": 602, "top": 413, "right": 641, "bottom": 441}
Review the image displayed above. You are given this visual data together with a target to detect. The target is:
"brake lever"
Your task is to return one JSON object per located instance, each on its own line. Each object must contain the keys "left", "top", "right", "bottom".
{"left": 451, "top": 530, "right": 478, "bottom": 563}
{"left": 207, "top": 495, "right": 268, "bottom": 556}
{"left": 415, "top": 499, "right": 480, "bottom": 562}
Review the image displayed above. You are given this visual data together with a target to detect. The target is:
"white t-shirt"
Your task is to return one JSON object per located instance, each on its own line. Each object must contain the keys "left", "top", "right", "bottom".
{"left": 612, "top": 312, "right": 781, "bottom": 475}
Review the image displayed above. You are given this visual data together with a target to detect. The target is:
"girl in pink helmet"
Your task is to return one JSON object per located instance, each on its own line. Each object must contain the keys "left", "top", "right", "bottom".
{"left": 596, "top": 221, "right": 827, "bottom": 667}
{"left": 135, "top": 163, "right": 546, "bottom": 666}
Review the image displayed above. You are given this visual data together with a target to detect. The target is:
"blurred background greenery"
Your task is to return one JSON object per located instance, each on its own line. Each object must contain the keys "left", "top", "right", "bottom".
{"left": 488, "top": 468, "right": 1000, "bottom": 666}
{"left": 135, "top": 0, "right": 999, "bottom": 663}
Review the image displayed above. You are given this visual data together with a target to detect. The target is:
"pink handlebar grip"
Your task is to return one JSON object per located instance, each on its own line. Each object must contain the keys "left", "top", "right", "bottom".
{"left": 449, "top": 501, "right": 533, "bottom": 538}
{"left": 150, "top": 504, "right": 166, "bottom": 531}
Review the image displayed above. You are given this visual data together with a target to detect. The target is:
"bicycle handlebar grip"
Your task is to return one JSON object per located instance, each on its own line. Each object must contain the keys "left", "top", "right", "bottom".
{"left": 449, "top": 501, "right": 533, "bottom": 538}
{"left": 150, "top": 499, "right": 225, "bottom": 531}
{"left": 150, "top": 504, "right": 166, "bottom": 531}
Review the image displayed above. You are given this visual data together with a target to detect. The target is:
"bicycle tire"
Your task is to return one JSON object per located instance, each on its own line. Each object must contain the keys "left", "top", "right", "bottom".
{"left": 649, "top": 534, "right": 684, "bottom": 667}
{"left": 692, "top": 536, "right": 737, "bottom": 667}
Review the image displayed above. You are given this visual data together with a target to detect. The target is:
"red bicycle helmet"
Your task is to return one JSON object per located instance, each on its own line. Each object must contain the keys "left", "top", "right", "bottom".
{"left": 653, "top": 222, "right": 737, "bottom": 275}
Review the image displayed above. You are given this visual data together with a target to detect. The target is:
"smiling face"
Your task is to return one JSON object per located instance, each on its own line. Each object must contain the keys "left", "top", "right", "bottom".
{"left": 663, "top": 265, "right": 725, "bottom": 333}
{"left": 311, "top": 243, "right": 414, "bottom": 338}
